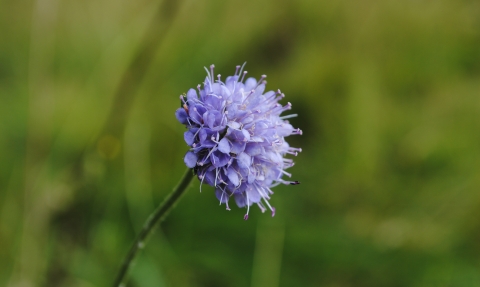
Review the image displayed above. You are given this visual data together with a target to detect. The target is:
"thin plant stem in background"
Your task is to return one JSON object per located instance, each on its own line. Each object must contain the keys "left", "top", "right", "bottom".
{"left": 99, "top": 0, "right": 182, "bottom": 140}
{"left": 112, "top": 169, "right": 194, "bottom": 287}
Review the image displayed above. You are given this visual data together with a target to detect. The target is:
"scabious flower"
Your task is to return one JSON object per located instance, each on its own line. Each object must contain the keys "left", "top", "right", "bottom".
{"left": 176, "top": 64, "right": 302, "bottom": 219}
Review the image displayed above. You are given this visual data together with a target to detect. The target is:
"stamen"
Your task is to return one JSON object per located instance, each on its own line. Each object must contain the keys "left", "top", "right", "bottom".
{"left": 248, "top": 91, "right": 280, "bottom": 110}
{"left": 263, "top": 102, "right": 290, "bottom": 116}
{"left": 283, "top": 162, "right": 295, "bottom": 168}
{"left": 264, "top": 186, "right": 274, "bottom": 195}
{"left": 242, "top": 89, "right": 256, "bottom": 104}
{"left": 214, "top": 168, "right": 219, "bottom": 186}
{"left": 206, "top": 94, "right": 223, "bottom": 101}
{"left": 280, "top": 169, "right": 292, "bottom": 177}
{"left": 256, "top": 186, "right": 271, "bottom": 200}
{"left": 200, "top": 146, "right": 217, "bottom": 165}
{"left": 261, "top": 197, "right": 275, "bottom": 217}
{"left": 199, "top": 173, "right": 206, "bottom": 192}
{"left": 192, "top": 107, "right": 203, "bottom": 122}
{"left": 286, "top": 147, "right": 302, "bottom": 156}
{"left": 291, "top": 128, "right": 302, "bottom": 135}
{"left": 219, "top": 187, "right": 226, "bottom": 204}
{"left": 257, "top": 202, "right": 267, "bottom": 213}
{"left": 179, "top": 95, "right": 186, "bottom": 104}
{"left": 280, "top": 114, "right": 298, "bottom": 120}
{"left": 244, "top": 192, "right": 251, "bottom": 220}
{"left": 275, "top": 179, "right": 300, "bottom": 185}
{"left": 193, "top": 128, "right": 202, "bottom": 139}
{"left": 204, "top": 66, "right": 212, "bottom": 87}
{"left": 210, "top": 64, "right": 215, "bottom": 83}
{"left": 238, "top": 62, "right": 247, "bottom": 78}
{"left": 225, "top": 193, "right": 231, "bottom": 211}
{"left": 240, "top": 71, "right": 248, "bottom": 83}
{"left": 254, "top": 75, "right": 267, "bottom": 89}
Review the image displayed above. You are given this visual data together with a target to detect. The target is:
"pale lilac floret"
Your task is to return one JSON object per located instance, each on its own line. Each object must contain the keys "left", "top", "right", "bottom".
{"left": 176, "top": 64, "right": 302, "bottom": 219}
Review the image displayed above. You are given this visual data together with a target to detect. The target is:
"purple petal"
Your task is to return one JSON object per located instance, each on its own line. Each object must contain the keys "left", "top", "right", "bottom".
{"left": 186, "top": 88, "right": 198, "bottom": 102}
{"left": 190, "top": 105, "right": 206, "bottom": 125}
{"left": 215, "top": 188, "right": 229, "bottom": 203}
{"left": 218, "top": 138, "right": 231, "bottom": 153}
{"left": 246, "top": 188, "right": 261, "bottom": 203}
{"left": 203, "top": 110, "right": 224, "bottom": 130}
{"left": 225, "top": 75, "right": 239, "bottom": 90}
{"left": 184, "top": 151, "right": 197, "bottom": 168}
{"left": 198, "top": 129, "right": 216, "bottom": 148}
{"left": 254, "top": 83, "right": 265, "bottom": 96}
{"left": 175, "top": 108, "right": 188, "bottom": 124}
{"left": 228, "top": 121, "right": 241, "bottom": 129}
{"left": 230, "top": 140, "right": 246, "bottom": 154}
{"left": 244, "top": 77, "right": 257, "bottom": 91}
{"left": 184, "top": 130, "right": 196, "bottom": 146}
{"left": 237, "top": 152, "right": 251, "bottom": 169}
{"left": 248, "top": 172, "right": 255, "bottom": 184}
{"left": 211, "top": 150, "right": 229, "bottom": 168}
{"left": 227, "top": 168, "right": 240, "bottom": 186}
{"left": 241, "top": 129, "right": 251, "bottom": 141}
{"left": 234, "top": 193, "right": 247, "bottom": 208}
{"left": 204, "top": 169, "right": 216, "bottom": 186}
{"left": 245, "top": 143, "right": 262, "bottom": 156}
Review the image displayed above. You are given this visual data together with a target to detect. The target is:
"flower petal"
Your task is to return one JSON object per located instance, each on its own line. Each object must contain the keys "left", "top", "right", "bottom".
{"left": 184, "top": 151, "right": 197, "bottom": 168}
{"left": 245, "top": 143, "right": 263, "bottom": 156}
{"left": 175, "top": 108, "right": 188, "bottom": 124}
{"left": 237, "top": 152, "right": 251, "bottom": 169}
{"left": 218, "top": 137, "right": 231, "bottom": 153}
{"left": 227, "top": 168, "right": 240, "bottom": 186}
{"left": 184, "top": 130, "right": 196, "bottom": 146}
{"left": 215, "top": 188, "right": 229, "bottom": 203}
{"left": 186, "top": 88, "right": 198, "bottom": 102}
{"left": 234, "top": 193, "right": 247, "bottom": 208}
{"left": 211, "top": 150, "right": 229, "bottom": 168}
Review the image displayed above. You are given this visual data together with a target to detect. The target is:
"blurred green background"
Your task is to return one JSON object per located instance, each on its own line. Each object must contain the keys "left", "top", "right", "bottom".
{"left": 1, "top": 0, "right": 480, "bottom": 286}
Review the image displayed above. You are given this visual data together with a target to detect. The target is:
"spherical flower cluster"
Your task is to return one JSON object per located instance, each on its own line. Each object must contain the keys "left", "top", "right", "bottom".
{"left": 175, "top": 64, "right": 302, "bottom": 219}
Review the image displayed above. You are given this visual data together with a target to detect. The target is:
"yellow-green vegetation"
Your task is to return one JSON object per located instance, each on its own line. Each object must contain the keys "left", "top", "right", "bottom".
{"left": 1, "top": 0, "right": 479, "bottom": 286}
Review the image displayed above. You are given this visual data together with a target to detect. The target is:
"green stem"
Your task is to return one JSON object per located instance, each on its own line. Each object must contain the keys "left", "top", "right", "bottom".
{"left": 112, "top": 169, "right": 195, "bottom": 287}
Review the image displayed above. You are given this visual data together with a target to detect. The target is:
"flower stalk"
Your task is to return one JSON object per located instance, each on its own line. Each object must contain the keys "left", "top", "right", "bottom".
{"left": 112, "top": 168, "right": 194, "bottom": 287}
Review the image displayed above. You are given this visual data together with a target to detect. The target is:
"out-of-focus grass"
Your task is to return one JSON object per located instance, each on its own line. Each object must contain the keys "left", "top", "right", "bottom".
{"left": 1, "top": 0, "right": 480, "bottom": 286}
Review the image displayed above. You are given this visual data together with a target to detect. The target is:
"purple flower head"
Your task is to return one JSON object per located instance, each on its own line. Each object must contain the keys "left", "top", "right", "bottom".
{"left": 176, "top": 64, "right": 302, "bottom": 219}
